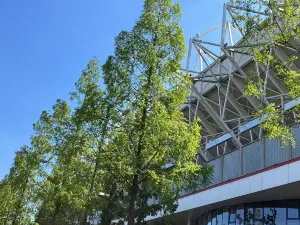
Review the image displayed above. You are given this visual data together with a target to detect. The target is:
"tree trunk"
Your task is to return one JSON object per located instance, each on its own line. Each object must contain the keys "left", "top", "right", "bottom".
{"left": 100, "top": 183, "right": 118, "bottom": 225}
{"left": 51, "top": 200, "right": 61, "bottom": 224}
{"left": 127, "top": 175, "right": 139, "bottom": 225}
{"left": 127, "top": 63, "right": 153, "bottom": 225}
{"left": 100, "top": 206, "right": 113, "bottom": 225}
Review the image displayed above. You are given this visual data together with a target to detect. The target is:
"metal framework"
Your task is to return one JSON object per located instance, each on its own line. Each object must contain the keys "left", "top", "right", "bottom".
{"left": 182, "top": 0, "right": 300, "bottom": 162}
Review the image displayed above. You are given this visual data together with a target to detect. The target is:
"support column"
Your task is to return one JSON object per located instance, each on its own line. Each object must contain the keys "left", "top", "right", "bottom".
{"left": 219, "top": 85, "right": 249, "bottom": 117}
{"left": 261, "top": 138, "right": 265, "bottom": 170}
{"left": 287, "top": 142, "right": 293, "bottom": 161}
{"left": 239, "top": 147, "right": 243, "bottom": 176}
{"left": 220, "top": 154, "right": 224, "bottom": 182}
{"left": 192, "top": 86, "right": 243, "bottom": 148}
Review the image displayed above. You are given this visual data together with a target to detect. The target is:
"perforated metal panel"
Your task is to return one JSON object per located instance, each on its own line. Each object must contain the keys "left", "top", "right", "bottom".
{"left": 243, "top": 141, "right": 261, "bottom": 175}
{"left": 208, "top": 158, "right": 221, "bottom": 186}
{"left": 265, "top": 138, "right": 288, "bottom": 168}
{"left": 292, "top": 126, "right": 300, "bottom": 159}
{"left": 223, "top": 150, "right": 239, "bottom": 181}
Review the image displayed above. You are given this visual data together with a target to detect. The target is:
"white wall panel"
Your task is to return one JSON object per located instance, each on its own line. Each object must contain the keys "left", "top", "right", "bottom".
{"left": 273, "top": 165, "right": 289, "bottom": 187}
{"left": 289, "top": 160, "right": 300, "bottom": 182}
{"left": 261, "top": 170, "right": 275, "bottom": 190}
{"left": 238, "top": 177, "right": 250, "bottom": 196}
{"left": 146, "top": 160, "right": 300, "bottom": 221}
{"left": 249, "top": 173, "right": 262, "bottom": 194}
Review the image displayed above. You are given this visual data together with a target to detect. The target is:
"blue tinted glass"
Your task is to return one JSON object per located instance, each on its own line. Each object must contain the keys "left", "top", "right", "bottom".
{"left": 217, "top": 209, "right": 223, "bottom": 225}
{"left": 264, "top": 207, "right": 275, "bottom": 225}
{"left": 212, "top": 211, "right": 217, "bottom": 225}
{"left": 223, "top": 208, "right": 229, "bottom": 225}
{"left": 275, "top": 208, "right": 287, "bottom": 225}
{"left": 287, "top": 220, "right": 300, "bottom": 225}
{"left": 245, "top": 206, "right": 254, "bottom": 225}
{"left": 288, "top": 208, "right": 299, "bottom": 219}
{"left": 236, "top": 206, "right": 244, "bottom": 225}
{"left": 230, "top": 207, "right": 237, "bottom": 223}
{"left": 288, "top": 201, "right": 300, "bottom": 219}
{"left": 255, "top": 209, "right": 263, "bottom": 220}
{"left": 208, "top": 211, "right": 212, "bottom": 225}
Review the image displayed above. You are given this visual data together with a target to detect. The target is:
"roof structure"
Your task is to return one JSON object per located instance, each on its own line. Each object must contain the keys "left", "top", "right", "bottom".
{"left": 181, "top": 0, "right": 300, "bottom": 162}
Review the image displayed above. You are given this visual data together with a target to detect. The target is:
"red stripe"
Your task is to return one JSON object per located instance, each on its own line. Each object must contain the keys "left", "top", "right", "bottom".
{"left": 179, "top": 157, "right": 300, "bottom": 199}
{"left": 112, "top": 157, "right": 300, "bottom": 221}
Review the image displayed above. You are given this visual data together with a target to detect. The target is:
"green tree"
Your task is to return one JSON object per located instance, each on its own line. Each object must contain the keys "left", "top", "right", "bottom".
{"left": 33, "top": 67, "right": 103, "bottom": 225}
{"left": 100, "top": 0, "right": 211, "bottom": 224}
{"left": 230, "top": 0, "right": 300, "bottom": 145}
{"left": 0, "top": 145, "right": 40, "bottom": 225}
{"left": 33, "top": 99, "right": 90, "bottom": 225}
{"left": 71, "top": 58, "right": 123, "bottom": 225}
{"left": 0, "top": 1, "right": 212, "bottom": 224}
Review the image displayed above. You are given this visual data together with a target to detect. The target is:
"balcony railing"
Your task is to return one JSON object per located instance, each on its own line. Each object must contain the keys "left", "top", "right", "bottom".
{"left": 180, "top": 125, "right": 300, "bottom": 197}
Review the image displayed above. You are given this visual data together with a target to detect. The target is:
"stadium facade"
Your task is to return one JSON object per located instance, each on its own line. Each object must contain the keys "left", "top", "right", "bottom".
{"left": 146, "top": 1, "right": 300, "bottom": 225}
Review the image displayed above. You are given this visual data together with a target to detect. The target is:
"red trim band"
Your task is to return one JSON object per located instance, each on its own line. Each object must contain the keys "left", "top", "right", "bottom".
{"left": 180, "top": 157, "right": 300, "bottom": 199}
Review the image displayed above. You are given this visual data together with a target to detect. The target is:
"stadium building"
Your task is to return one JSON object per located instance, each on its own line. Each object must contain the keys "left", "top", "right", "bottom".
{"left": 147, "top": 1, "right": 300, "bottom": 225}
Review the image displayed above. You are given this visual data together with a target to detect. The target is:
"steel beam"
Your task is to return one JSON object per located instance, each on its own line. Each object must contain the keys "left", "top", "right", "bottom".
{"left": 191, "top": 86, "right": 242, "bottom": 148}
{"left": 190, "top": 105, "right": 217, "bottom": 135}
{"left": 231, "top": 75, "right": 261, "bottom": 110}
{"left": 222, "top": 48, "right": 270, "bottom": 105}
{"left": 258, "top": 62, "right": 289, "bottom": 94}
{"left": 219, "top": 85, "right": 249, "bottom": 117}
{"left": 274, "top": 47, "right": 298, "bottom": 71}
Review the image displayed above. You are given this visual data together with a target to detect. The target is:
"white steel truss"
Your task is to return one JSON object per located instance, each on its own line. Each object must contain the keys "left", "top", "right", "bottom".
{"left": 182, "top": 0, "right": 300, "bottom": 161}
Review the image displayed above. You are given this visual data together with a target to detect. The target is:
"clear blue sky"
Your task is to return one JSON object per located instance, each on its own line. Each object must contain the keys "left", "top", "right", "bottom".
{"left": 0, "top": 0, "right": 224, "bottom": 179}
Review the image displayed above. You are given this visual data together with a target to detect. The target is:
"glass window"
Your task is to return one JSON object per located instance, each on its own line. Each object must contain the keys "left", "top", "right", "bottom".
{"left": 254, "top": 203, "right": 263, "bottom": 225}
{"left": 223, "top": 207, "right": 229, "bottom": 225}
{"left": 264, "top": 205, "right": 275, "bottom": 225}
{"left": 287, "top": 220, "right": 300, "bottom": 225}
{"left": 212, "top": 211, "right": 217, "bottom": 225}
{"left": 288, "top": 209, "right": 299, "bottom": 219}
{"left": 236, "top": 205, "right": 244, "bottom": 225}
{"left": 217, "top": 209, "right": 223, "bottom": 225}
{"left": 230, "top": 206, "right": 237, "bottom": 223}
{"left": 208, "top": 211, "right": 212, "bottom": 225}
{"left": 288, "top": 201, "right": 300, "bottom": 219}
{"left": 275, "top": 207, "right": 287, "bottom": 225}
{"left": 254, "top": 203, "right": 263, "bottom": 221}
{"left": 198, "top": 200, "right": 300, "bottom": 225}
{"left": 245, "top": 205, "right": 254, "bottom": 225}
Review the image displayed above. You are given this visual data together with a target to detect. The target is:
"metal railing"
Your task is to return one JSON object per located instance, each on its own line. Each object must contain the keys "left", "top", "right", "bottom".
{"left": 207, "top": 125, "right": 300, "bottom": 186}
{"left": 180, "top": 125, "right": 300, "bottom": 197}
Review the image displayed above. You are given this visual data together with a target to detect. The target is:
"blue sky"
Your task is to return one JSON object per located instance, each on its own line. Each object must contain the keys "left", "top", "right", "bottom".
{"left": 0, "top": 0, "right": 224, "bottom": 179}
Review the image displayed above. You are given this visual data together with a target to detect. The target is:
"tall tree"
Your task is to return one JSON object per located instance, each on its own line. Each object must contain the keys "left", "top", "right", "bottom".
{"left": 100, "top": 0, "right": 210, "bottom": 224}
{"left": 33, "top": 99, "right": 91, "bottom": 225}
{"left": 71, "top": 58, "right": 122, "bottom": 225}
{"left": 0, "top": 1, "right": 212, "bottom": 224}
{"left": 0, "top": 145, "right": 40, "bottom": 225}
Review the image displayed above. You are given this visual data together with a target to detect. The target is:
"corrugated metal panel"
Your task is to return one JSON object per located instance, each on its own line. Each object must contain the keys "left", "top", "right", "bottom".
{"left": 243, "top": 141, "right": 261, "bottom": 175}
{"left": 208, "top": 158, "right": 221, "bottom": 186}
{"left": 223, "top": 150, "right": 239, "bottom": 181}
{"left": 265, "top": 138, "right": 287, "bottom": 168}
{"left": 292, "top": 126, "right": 300, "bottom": 159}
